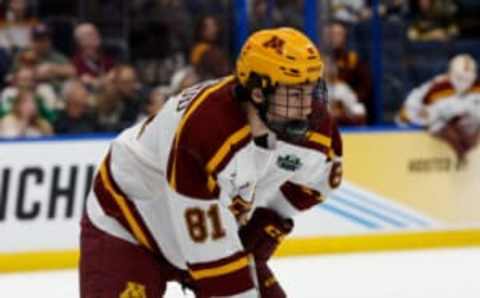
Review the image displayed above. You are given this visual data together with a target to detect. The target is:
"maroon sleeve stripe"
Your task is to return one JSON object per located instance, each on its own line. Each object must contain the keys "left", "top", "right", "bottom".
{"left": 280, "top": 181, "right": 325, "bottom": 211}
{"left": 204, "top": 125, "right": 252, "bottom": 192}
{"left": 93, "top": 152, "right": 162, "bottom": 255}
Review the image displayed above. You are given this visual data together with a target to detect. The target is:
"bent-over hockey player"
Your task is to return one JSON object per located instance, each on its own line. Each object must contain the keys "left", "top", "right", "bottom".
{"left": 80, "top": 27, "right": 342, "bottom": 298}
{"left": 398, "top": 54, "right": 480, "bottom": 165}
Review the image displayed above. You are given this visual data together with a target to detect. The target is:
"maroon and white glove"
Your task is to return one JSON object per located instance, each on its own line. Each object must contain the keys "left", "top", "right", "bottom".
{"left": 239, "top": 208, "right": 293, "bottom": 298}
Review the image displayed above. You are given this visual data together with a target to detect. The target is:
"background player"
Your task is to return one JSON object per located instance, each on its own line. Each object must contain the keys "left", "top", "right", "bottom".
{"left": 398, "top": 54, "right": 480, "bottom": 165}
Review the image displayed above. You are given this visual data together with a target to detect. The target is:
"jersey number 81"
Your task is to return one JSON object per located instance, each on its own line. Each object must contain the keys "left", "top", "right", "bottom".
{"left": 185, "top": 204, "right": 226, "bottom": 243}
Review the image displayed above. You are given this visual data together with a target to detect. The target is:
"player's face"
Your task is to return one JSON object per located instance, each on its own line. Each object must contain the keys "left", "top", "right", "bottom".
{"left": 267, "top": 83, "right": 317, "bottom": 122}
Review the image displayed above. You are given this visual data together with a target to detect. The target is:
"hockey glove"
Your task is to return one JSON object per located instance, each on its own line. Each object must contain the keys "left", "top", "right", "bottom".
{"left": 239, "top": 208, "right": 292, "bottom": 297}
{"left": 239, "top": 207, "right": 294, "bottom": 262}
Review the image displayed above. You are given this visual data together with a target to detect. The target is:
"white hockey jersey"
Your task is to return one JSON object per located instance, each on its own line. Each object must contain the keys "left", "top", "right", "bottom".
{"left": 399, "top": 76, "right": 480, "bottom": 132}
{"left": 86, "top": 76, "right": 343, "bottom": 297}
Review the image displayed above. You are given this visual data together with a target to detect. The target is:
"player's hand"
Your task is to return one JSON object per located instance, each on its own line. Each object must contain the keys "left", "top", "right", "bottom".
{"left": 239, "top": 207, "right": 293, "bottom": 262}
{"left": 238, "top": 208, "right": 291, "bottom": 298}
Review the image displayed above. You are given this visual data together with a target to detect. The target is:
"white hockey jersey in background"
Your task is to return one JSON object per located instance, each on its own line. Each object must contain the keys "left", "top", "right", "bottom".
{"left": 399, "top": 76, "right": 480, "bottom": 132}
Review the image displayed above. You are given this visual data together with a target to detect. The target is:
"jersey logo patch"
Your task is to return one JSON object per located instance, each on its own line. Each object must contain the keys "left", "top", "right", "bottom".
{"left": 120, "top": 281, "right": 147, "bottom": 298}
{"left": 277, "top": 154, "right": 302, "bottom": 171}
{"left": 229, "top": 195, "right": 253, "bottom": 225}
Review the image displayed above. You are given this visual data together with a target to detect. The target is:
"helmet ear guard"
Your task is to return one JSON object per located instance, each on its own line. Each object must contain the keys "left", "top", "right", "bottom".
{"left": 244, "top": 72, "right": 275, "bottom": 97}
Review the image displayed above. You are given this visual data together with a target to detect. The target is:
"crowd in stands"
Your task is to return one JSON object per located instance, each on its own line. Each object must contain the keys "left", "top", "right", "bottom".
{"left": 0, "top": 0, "right": 170, "bottom": 138}
{"left": 0, "top": 0, "right": 480, "bottom": 154}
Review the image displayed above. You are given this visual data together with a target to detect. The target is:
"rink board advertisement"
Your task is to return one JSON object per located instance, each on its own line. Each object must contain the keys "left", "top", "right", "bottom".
{"left": 0, "top": 136, "right": 110, "bottom": 272}
{"left": 1, "top": 131, "right": 480, "bottom": 272}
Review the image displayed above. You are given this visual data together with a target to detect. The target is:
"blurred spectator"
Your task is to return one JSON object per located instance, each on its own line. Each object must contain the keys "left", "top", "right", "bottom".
{"left": 54, "top": 79, "right": 97, "bottom": 134}
{"left": 330, "top": 0, "right": 370, "bottom": 24}
{"left": 11, "top": 23, "right": 76, "bottom": 91}
{"left": 190, "top": 14, "right": 225, "bottom": 62}
{"left": 146, "top": 86, "right": 168, "bottom": 115}
{"left": 0, "top": 66, "right": 57, "bottom": 121}
{"left": 72, "top": 23, "right": 114, "bottom": 89}
{"left": 110, "top": 64, "right": 146, "bottom": 124}
{"left": 137, "top": 86, "right": 170, "bottom": 123}
{"left": 169, "top": 66, "right": 199, "bottom": 95}
{"left": 342, "top": 0, "right": 409, "bottom": 22}
{"left": 323, "top": 20, "right": 374, "bottom": 122}
{"left": 94, "top": 64, "right": 145, "bottom": 132}
{"left": 0, "top": 0, "right": 38, "bottom": 54}
{"left": 249, "top": 0, "right": 271, "bottom": 31}
{"left": 407, "top": 0, "right": 459, "bottom": 41}
{"left": 94, "top": 82, "right": 125, "bottom": 132}
{"left": 130, "top": 0, "right": 190, "bottom": 85}
{"left": 183, "top": 0, "right": 227, "bottom": 15}
{"left": 130, "top": 20, "right": 186, "bottom": 86}
{"left": 272, "top": 0, "right": 304, "bottom": 29}
{"left": 325, "top": 58, "right": 367, "bottom": 125}
{"left": 190, "top": 15, "right": 230, "bottom": 80}
{"left": 0, "top": 89, "right": 53, "bottom": 137}
{"left": 397, "top": 54, "right": 480, "bottom": 164}
{"left": 250, "top": 0, "right": 304, "bottom": 31}
{"left": 377, "top": 0, "right": 409, "bottom": 20}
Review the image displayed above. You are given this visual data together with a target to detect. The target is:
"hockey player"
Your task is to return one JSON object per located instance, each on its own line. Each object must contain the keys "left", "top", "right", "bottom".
{"left": 397, "top": 54, "right": 480, "bottom": 164}
{"left": 80, "top": 27, "right": 342, "bottom": 297}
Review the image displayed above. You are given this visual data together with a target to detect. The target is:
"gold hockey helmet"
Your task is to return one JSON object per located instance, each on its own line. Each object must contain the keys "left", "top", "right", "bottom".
{"left": 236, "top": 27, "right": 324, "bottom": 87}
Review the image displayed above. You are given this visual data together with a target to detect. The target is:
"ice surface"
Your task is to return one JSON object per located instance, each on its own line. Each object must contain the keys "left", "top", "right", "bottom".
{"left": 0, "top": 248, "right": 478, "bottom": 298}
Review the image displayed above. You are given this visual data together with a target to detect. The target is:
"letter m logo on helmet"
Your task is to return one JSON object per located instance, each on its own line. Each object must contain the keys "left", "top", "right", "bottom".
{"left": 262, "top": 35, "right": 285, "bottom": 55}
{"left": 236, "top": 27, "right": 325, "bottom": 87}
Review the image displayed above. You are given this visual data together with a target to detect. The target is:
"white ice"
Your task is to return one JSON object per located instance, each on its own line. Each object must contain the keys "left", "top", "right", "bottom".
{"left": 0, "top": 247, "right": 479, "bottom": 298}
